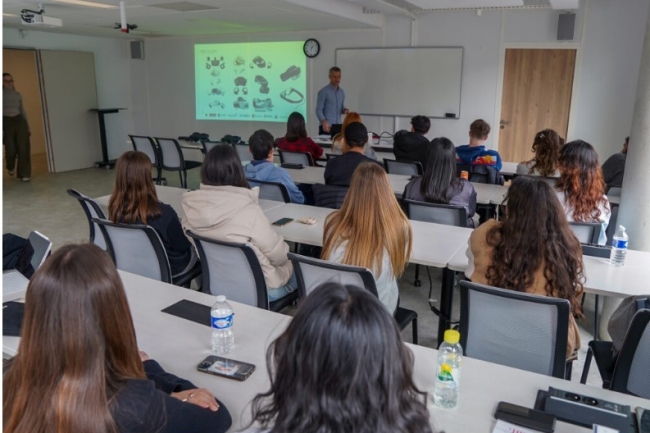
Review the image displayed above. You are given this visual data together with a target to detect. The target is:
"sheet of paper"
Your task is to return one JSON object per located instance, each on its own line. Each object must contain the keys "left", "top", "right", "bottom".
{"left": 492, "top": 419, "right": 540, "bottom": 433}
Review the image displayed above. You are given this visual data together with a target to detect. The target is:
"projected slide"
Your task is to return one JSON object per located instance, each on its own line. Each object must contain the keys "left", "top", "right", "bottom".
{"left": 195, "top": 41, "right": 307, "bottom": 123}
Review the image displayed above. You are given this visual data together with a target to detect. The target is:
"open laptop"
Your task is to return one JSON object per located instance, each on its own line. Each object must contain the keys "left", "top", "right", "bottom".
{"left": 3, "top": 231, "right": 52, "bottom": 300}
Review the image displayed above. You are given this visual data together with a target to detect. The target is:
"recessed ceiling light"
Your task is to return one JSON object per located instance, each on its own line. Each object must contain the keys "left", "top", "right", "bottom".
{"left": 53, "top": 0, "right": 117, "bottom": 9}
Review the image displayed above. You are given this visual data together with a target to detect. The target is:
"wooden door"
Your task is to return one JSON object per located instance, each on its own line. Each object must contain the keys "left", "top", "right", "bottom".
{"left": 498, "top": 49, "right": 576, "bottom": 163}
{"left": 38, "top": 50, "right": 100, "bottom": 172}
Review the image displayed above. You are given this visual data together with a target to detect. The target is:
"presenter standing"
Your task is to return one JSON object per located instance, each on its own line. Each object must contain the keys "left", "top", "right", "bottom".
{"left": 316, "top": 67, "right": 349, "bottom": 136}
{"left": 3, "top": 73, "right": 31, "bottom": 182}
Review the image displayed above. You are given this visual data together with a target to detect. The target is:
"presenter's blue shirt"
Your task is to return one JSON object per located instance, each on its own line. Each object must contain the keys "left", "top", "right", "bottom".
{"left": 316, "top": 84, "right": 345, "bottom": 125}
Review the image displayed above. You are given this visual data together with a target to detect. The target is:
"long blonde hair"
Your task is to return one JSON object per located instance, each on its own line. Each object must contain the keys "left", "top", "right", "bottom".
{"left": 322, "top": 163, "right": 412, "bottom": 277}
{"left": 333, "top": 112, "right": 362, "bottom": 153}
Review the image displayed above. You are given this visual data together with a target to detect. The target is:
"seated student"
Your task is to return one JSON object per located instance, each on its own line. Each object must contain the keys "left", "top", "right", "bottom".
{"left": 403, "top": 137, "right": 477, "bottom": 228}
{"left": 275, "top": 111, "right": 323, "bottom": 164}
{"left": 465, "top": 177, "right": 584, "bottom": 357}
{"left": 324, "top": 122, "right": 383, "bottom": 187}
{"left": 244, "top": 129, "right": 304, "bottom": 204}
{"left": 456, "top": 119, "right": 502, "bottom": 171}
{"left": 109, "top": 151, "right": 197, "bottom": 277}
{"left": 331, "top": 111, "right": 377, "bottom": 159}
{"left": 393, "top": 115, "right": 432, "bottom": 165}
{"left": 245, "top": 283, "right": 434, "bottom": 433}
{"left": 516, "top": 129, "right": 562, "bottom": 177}
{"left": 555, "top": 140, "right": 610, "bottom": 245}
{"left": 601, "top": 136, "right": 628, "bottom": 189}
{"left": 3, "top": 243, "right": 232, "bottom": 433}
{"left": 322, "top": 163, "right": 411, "bottom": 313}
{"left": 182, "top": 144, "right": 295, "bottom": 301}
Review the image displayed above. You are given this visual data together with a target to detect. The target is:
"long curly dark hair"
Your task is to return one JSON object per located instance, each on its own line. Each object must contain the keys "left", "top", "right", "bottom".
{"left": 527, "top": 129, "right": 561, "bottom": 177}
{"left": 486, "top": 177, "right": 585, "bottom": 316}
{"left": 555, "top": 140, "right": 608, "bottom": 222}
{"left": 250, "top": 283, "right": 435, "bottom": 433}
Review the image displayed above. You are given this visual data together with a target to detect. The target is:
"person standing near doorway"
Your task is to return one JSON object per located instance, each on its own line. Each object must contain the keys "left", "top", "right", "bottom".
{"left": 3, "top": 73, "right": 31, "bottom": 182}
{"left": 316, "top": 67, "right": 349, "bottom": 136}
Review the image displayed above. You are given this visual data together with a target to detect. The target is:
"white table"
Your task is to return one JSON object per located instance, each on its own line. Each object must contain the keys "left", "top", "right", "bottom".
{"left": 95, "top": 186, "right": 286, "bottom": 217}
{"left": 5, "top": 271, "right": 647, "bottom": 432}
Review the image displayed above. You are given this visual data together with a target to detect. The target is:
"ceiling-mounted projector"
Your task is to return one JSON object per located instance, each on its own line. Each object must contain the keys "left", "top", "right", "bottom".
{"left": 21, "top": 6, "right": 63, "bottom": 28}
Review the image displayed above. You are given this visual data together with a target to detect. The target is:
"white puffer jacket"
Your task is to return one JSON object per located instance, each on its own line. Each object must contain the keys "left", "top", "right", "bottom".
{"left": 182, "top": 184, "right": 292, "bottom": 289}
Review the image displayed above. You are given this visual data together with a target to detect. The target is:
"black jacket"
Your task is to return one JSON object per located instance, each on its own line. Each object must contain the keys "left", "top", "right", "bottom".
{"left": 324, "top": 151, "right": 383, "bottom": 187}
{"left": 144, "top": 203, "right": 193, "bottom": 276}
{"left": 393, "top": 130, "right": 431, "bottom": 165}
{"left": 402, "top": 177, "right": 477, "bottom": 228}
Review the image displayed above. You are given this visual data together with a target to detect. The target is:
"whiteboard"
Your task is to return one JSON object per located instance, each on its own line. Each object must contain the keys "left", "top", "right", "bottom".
{"left": 335, "top": 47, "right": 463, "bottom": 119}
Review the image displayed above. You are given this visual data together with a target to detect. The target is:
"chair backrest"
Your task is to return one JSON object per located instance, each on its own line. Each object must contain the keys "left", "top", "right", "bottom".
{"left": 278, "top": 150, "right": 314, "bottom": 166}
{"left": 569, "top": 221, "right": 602, "bottom": 245}
{"left": 155, "top": 137, "right": 184, "bottom": 170}
{"left": 581, "top": 244, "right": 611, "bottom": 258}
{"left": 459, "top": 280, "right": 569, "bottom": 378}
{"left": 457, "top": 163, "right": 503, "bottom": 185}
{"left": 67, "top": 188, "right": 108, "bottom": 250}
{"left": 187, "top": 231, "right": 269, "bottom": 309}
{"left": 129, "top": 135, "right": 159, "bottom": 166}
{"left": 232, "top": 143, "right": 252, "bottom": 162}
{"left": 384, "top": 159, "right": 423, "bottom": 176}
{"left": 288, "top": 253, "right": 378, "bottom": 299}
{"left": 404, "top": 199, "right": 468, "bottom": 228}
{"left": 607, "top": 186, "right": 622, "bottom": 197}
{"left": 247, "top": 179, "right": 291, "bottom": 203}
{"left": 93, "top": 218, "right": 172, "bottom": 283}
{"left": 610, "top": 309, "right": 650, "bottom": 398}
{"left": 312, "top": 183, "right": 348, "bottom": 209}
{"left": 201, "top": 139, "right": 220, "bottom": 155}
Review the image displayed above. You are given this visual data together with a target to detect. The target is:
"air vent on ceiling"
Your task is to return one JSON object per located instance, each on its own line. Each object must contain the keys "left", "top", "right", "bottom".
{"left": 150, "top": 2, "right": 219, "bottom": 12}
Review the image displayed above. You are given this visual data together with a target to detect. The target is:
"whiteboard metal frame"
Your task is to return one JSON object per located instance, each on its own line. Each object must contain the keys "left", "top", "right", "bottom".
{"left": 334, "top": 46, "right": 464, "bottom": 120}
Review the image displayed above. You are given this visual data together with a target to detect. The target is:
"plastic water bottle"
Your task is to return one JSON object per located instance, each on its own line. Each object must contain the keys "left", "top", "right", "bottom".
{"left": 610, "top": 225, "right": 628, "bottom": 267}
{"left": 433, "top": 329, "right": 463, "bottom": 408}
{"left": 211, "top": 296, "right": 234, "bottom": 354}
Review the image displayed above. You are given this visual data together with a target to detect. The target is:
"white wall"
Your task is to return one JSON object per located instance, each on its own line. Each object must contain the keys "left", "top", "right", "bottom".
{"left": 3, "top": 28, "right": 134, "bottom": 160}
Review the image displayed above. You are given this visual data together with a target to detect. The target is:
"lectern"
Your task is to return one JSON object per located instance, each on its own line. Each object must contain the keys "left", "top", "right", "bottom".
{"left": 90, "top": 108, "right": 126, "bottom": 169}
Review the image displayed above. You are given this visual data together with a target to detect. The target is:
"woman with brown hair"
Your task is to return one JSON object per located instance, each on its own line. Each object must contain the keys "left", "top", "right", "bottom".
{"left": 331, "top": 111, "right": 377, "bottom": 159}
{"left": 276, "top": 111, "right": 323, "bottom": 163}
{"left": 322, "top": 162, "right": 412, "bottom": 313}
{"left": 465, "top": 176, "right": 585, "bottom": 356}
{"left": 516, "top": 129, "right": 562, "bottom": 177}
{"left": 3, "top": 243, "right": 231, "bottom": 433}
{"left": 555, "top": 140, "right": 610, "bottom": 245}
{"left": 109, "top": 151, "right": 196, "bottom": 276}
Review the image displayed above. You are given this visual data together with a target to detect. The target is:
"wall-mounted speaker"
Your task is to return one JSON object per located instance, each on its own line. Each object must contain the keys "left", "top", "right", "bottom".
{"left": 557, "top": 13, "right": 576, "bottom": 41}
{"left": 130, "top": 41, "right": 144, "bottom": 60}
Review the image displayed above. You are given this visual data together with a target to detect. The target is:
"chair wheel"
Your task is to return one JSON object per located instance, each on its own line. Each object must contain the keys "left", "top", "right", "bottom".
{"left": 414, "top": 279, "right": 421, "bottom": 287}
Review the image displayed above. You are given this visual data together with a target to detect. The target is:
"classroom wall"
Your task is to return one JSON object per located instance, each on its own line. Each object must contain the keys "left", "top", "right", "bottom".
{"left": 2, "top": 28, "right": 134, "bottom": 160}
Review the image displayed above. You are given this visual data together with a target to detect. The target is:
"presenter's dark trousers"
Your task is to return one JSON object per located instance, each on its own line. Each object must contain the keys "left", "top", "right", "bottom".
{"left": 318, "top": 124, "right": 342, "bottom": 137}
{"left": 3, "top": 114, "right": 31, "bottom": 179}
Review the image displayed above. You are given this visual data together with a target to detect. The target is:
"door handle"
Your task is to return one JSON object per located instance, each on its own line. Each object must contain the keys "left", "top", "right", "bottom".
{"left": 500, "top": 119, "right": 511, "bottom": 125}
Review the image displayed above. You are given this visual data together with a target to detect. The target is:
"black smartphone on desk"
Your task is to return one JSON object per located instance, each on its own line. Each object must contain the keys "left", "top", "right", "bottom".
{"left": 495, "top": 401, "right": 556, "bottom": 433}
{"left": 197, "top": 355, "right": 255, "bottom": 381}
{"left": 272, "top": 217, "right": 294, "bottom": 227}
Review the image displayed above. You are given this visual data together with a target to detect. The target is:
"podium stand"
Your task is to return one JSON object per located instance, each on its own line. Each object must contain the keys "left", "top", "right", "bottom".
{"left": 90, "top": 108, "right": 125, "bottom": 169}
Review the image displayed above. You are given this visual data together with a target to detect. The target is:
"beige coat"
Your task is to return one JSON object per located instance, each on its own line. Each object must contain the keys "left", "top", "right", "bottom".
{"left": 181, "top": 185, "right": 292, "bottom": 289}
{"left": 465, "top": 219, "right": 580, "bottom": 357}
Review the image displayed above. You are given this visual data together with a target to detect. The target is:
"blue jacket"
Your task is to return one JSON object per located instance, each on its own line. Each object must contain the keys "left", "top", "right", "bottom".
{"left": 244, "top": 161, "right": 305, "bottom": 204}
{"left": 455, "top": 145, "right": 502, "bottom": 171}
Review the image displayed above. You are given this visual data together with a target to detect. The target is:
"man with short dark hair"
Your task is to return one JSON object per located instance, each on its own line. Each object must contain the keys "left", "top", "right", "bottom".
{"left": 3, "top": 72, "right": 31, "bottom": 181}
{"left": 455, "top": 119, "right": 502, "bottom": 171}
{"left": 324, "top": 122, "right": 383, "bottom": 186}
{"left": 315, "top": 66, "right": 349, "bottom": 136}
{"left": 244, "top": 129, "right": 304, "bottom": 203}
{"left": 393, "top": 115, "right": 431, "bottom": 165}
{"left": 601, "top": 136, "right": 629, "bottom": 189}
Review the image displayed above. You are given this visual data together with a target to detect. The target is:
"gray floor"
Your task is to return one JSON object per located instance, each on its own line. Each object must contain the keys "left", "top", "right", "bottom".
{"left": 2, "top": 164, "right": 604, "bottom": 387}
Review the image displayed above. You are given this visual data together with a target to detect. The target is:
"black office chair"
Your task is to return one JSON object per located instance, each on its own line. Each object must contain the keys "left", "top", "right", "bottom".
{"left": 569, "top": 221, "right": 602, "bottom": 245}
{"left": 247, "top": 178, "right": 291, "bottom": 203}
{"left": 289, "top": 252, "right": 418, "bottom": 344}
{"left": 384, "top": 159, "right": 423, "bottom": 176}
{"left": 67, "top": 189, "right": 108, "bottom": 250}
{"left": 457, "top": 163, "right": 504, "bottom": 185}
{"left": 278, "top": 150, "right": 314, "bottom": 167}
{"left": 232, "top": 143, "right": 252, "bottom": 162}
{"left": 580, "top": 306, "right": 650, "bottom": 399}
{"left": 312, "top": 183, "right": 348, "bottom": 209}
{"left": 155, "top": 137, "right": 202, "bottom": 188}
{"left": 187, "top": 231, "right": 298, "bottom": 312}
{"left": 129, "top": 135, "right": 164, "bottom": 184}
{"left": 200, "top": 139, "right": 221, "bottom": 156}
{"left": 93, "top": 218, "right": 201, "bottom": 288}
